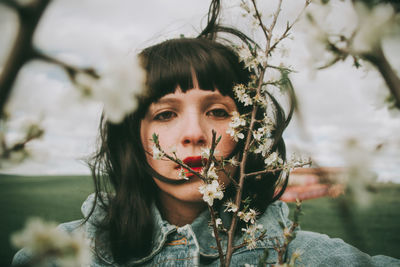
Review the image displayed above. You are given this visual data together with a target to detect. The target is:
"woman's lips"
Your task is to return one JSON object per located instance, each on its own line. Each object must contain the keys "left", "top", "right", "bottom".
{"left": 181, "top": 156, "right": 207, "bottom": 177}
{"left": 183, "top": 156, "right": 204, "bottom": 167}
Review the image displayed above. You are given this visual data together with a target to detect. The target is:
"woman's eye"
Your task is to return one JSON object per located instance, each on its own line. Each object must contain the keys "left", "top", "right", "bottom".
{"left": 207, "top": 109, "right": 229, "bottom": 118}
{"left": 154, "top": 111, "right": 176, "bottom": 121}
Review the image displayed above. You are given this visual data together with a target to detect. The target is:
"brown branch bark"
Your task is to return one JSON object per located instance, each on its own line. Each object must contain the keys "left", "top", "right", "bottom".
{"left": 208, "top": 205, "right": 225, "bottom": 266}
{"left": 0, "top": 0, "right": 51, "bottom": 118}
{"left": 32, "top": 50, "right": 99, "bottom": 80}
{"left": 232, "top": 231, "right": 266, "bottom": 251}
{"left": 154, "top": 145, "right": 207, "bottom": 181}
{"left": 224, "top": 68, "right": 265, "bottom": 266}
{"left": 250, "top": 0, "right": 269, "bottom": 41}
{"left": 244, "top": 161, "right": 311, "bottom": 178}
{"left": 363, "top": 45, "right": 400, "bottom": 109}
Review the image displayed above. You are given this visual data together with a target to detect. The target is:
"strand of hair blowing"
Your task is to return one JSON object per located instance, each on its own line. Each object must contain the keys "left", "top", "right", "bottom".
{"left": 89, "top": 116, "right": 157, "bottom": 263}
{"left": 109, "top": 119, "right": 157, "bottom": 262}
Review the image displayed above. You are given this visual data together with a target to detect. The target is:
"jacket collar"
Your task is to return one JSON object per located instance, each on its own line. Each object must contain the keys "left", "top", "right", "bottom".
{"left": 190, "top": 201, "right": 289, "bottom": 257}
{"left": 81, "top": 194, "right": 289, "bottom": 265}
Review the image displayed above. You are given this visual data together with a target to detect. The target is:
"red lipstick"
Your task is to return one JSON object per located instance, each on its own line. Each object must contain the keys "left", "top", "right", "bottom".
{"left": 182, "top": 156, "right": 207, "bottom": 177}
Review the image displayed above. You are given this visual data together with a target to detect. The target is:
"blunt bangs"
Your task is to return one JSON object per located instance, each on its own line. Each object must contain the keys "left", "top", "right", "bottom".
{"left": 138, "top": 38, "right": 250, "bottom": 117}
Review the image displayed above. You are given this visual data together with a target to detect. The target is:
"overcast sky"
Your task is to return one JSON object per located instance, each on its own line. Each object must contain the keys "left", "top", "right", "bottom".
{"left": 0, "top": 0, "right": 399, "bottom": 182}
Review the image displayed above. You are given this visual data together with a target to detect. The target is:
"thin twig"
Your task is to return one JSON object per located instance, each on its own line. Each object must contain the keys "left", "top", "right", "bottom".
{"left": 225, "top": 67, "right": 266, "bottom": 266}
{"left": 156, "top": 147, "right": 207, "bottom": 181}
{"left": 232, "top": 231, "right": 266, "bottom": 251}
{"left": 250, "top": 0, "right": 269, "bottom": 41}
{"left": 153, "top": 130, "right": 221, "bottom": 182}
{"left": 277, "top": 199, "right": 301, "bottom": 264}
{"left": 244, "top": 161, "right": 311, "bottom": 178}
{"left": 267, "top": 0, "right": 283, "bottom": 38}
{"left": 225, "top": 1, "right": 293, "bottom": 264}
{"left": 203, "top": 130, "right": 220, "bottom": 176}
{"left": 33, "top": 50, "right": 100, "bottom": 79}
{"left": 269, "top": 0, "right": 311, "bottom": 53}
{"left": 213, "top": 159, "right": 239, "bottom": 188}
{"left": 208, "top": 205, "right": 225, "bottom": 266}
{"left": 152, "top": 137, "right": 206, "bottom": 181}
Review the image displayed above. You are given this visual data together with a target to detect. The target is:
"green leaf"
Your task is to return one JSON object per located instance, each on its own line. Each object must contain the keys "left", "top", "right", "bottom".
{"left": 152, "top": 133, "right": 159, "bottom": 144}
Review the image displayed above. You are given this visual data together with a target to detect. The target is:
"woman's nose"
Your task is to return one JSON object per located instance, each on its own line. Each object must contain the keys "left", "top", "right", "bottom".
{"left": 180, "top": 112, "right": 207, "bottom": 147}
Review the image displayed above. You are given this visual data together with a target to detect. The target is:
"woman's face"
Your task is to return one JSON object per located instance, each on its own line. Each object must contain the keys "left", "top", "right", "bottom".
{"left": 140, "top": 87, "right": 238, "bottom": 204}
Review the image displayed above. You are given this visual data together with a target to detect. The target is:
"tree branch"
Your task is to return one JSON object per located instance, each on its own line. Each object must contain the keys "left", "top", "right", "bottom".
{"left": 208, "top": 205, "right": 225, "bottom": 266}
{"left": 250, "top": 0, "right": 269, "bottom": 41}
{"left": 0, "top": 0, "right": 51, "bottom": 118}
{"left": 269, "top": 0, "right": 311, "bottom": 54}
{"left": 224, "top": 67, "right": 266, "bottom": 266}
{"left": 244, "top": 161, "right": 311, "bottom": 178}
{"left": 363, "top": 45, "right": 400, "bottom": 109}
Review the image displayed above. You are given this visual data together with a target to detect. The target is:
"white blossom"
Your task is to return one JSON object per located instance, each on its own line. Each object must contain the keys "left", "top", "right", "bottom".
{"left": 238, "top": 209, "right": 258, "bottom": 224}
{"left": 237, "top": 46, "right": 253, "bottom": 66}
{"left": 300, "top": 3, "right": 338, "bottom": 68}
{"left": 264, "top": 68, "right": 282, "bottom": 83}
{"left": 253, "top": 139, "right": 273, "bottom": 157}
{"left": 245, "top": 238, "right": 258, "bottom": 250}
{"left": 352, "top": 2, "right": 395, "bottom": 53}
{"left": 227, "top": 112, "right": 246, "bottom": 141}
{"left": 241, "top": 223, "right": 263, "bottom": 250}
{"left": 237, "top": 45, "right": 266, "bottom": 71}
{"left": 264, "top": 152, "right": 283, "bottom": 166}
{"left": 178, "top": 168, "right": 188, "bottom": 180}
{"left": 227, "top": 156, "right": 240, "bottom": 166}
{"left": 342, "top": 138, "right": 377, "bottom": 207}
{"left": 215, "top": 218, "right": 222, "bottom": 228}
{"left": 226, "top": 127, "right": 245, "bottom": 142}
{"left": 256, "top": 52, "right": 267, "bottom": 68}
{"left": 252, "top": 131, "right": 263, "bottom": 141}
{"left": 224, "top": 201, "right": 239, "bottom": 213}
{"left": 152, "top": 144, "right": 164, "bottom": 160}
{"left": 242, "top": 223, "right": 263, "bottom": 236}
{"left": 202, "top": 163, "right": 219, "bottom": 180}
{"left": 169, "top": 146, "right": 177, "bottom": 154}
{"left": 233, "top": 85, "right": 253, "bottom": 106}
{"left": 229, "top": 111, "right": 246, "bottom": 128}
{"left": 11, "top": 217, "right": 91, "bottom": 267}
{"left": 252, "top": 126, "right": 272, "bottom": 141}
{"left": 263, "top": 115, "right": 274, "bottom": 126}
{"left": 198, "top": 180, "right": 224, "bottom": 206}
{"left": 253, "top": 93, "right": 268, "bottom": 106}
{"left": 75, "top": 50, "right": 145, "bottom": 123}
{"left": 201, "top": 147, "right": 211, "bottom": 159}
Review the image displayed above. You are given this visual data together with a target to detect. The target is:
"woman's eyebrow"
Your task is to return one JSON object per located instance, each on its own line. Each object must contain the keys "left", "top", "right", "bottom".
{"left": 202, "top": 93, "right": 233, "bottom": 105}
{"left": 152, "top": 98, "right": 181, "bottom": 106}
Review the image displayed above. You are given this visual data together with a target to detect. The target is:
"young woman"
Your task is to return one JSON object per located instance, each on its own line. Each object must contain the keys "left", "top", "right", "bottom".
{"left": 12, "top": 3, "right": 400, "bottom": 267}
{"left": 12, "top": 36, "right": 400, "bottom": 267}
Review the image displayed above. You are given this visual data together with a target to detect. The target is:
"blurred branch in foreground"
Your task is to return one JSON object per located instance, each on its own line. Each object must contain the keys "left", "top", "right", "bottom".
{"left": 0, "top": 0, "right": 51, "bottom": 118}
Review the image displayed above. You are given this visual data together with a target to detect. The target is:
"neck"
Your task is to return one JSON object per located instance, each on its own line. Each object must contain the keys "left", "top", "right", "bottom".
{"left": 157, "top": 193, "right": 207, "bottom": 227}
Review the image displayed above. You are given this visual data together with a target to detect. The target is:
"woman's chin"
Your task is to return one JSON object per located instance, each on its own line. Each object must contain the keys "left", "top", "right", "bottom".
{"left": 153, "top": 175, "right": 205, "bottom": 202}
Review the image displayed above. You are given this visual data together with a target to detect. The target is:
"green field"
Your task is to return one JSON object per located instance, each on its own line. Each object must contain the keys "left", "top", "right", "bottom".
{"left": 1, "top": 174, "right": 399, "bottom": 266}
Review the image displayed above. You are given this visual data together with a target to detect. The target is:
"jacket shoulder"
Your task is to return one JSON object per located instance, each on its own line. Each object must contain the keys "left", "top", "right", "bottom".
{"left": 287, "top": 230, "right": 400, "bottom": 266}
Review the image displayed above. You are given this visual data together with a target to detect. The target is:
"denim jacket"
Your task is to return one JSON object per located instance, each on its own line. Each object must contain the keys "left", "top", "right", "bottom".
{"left": 13, "top": 194, "right": 400, "bottom": 266}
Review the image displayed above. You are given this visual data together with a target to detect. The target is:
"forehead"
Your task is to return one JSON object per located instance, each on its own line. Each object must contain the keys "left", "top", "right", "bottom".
{"left": 150, "top": 88, "right": 235, "bottom": 106}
